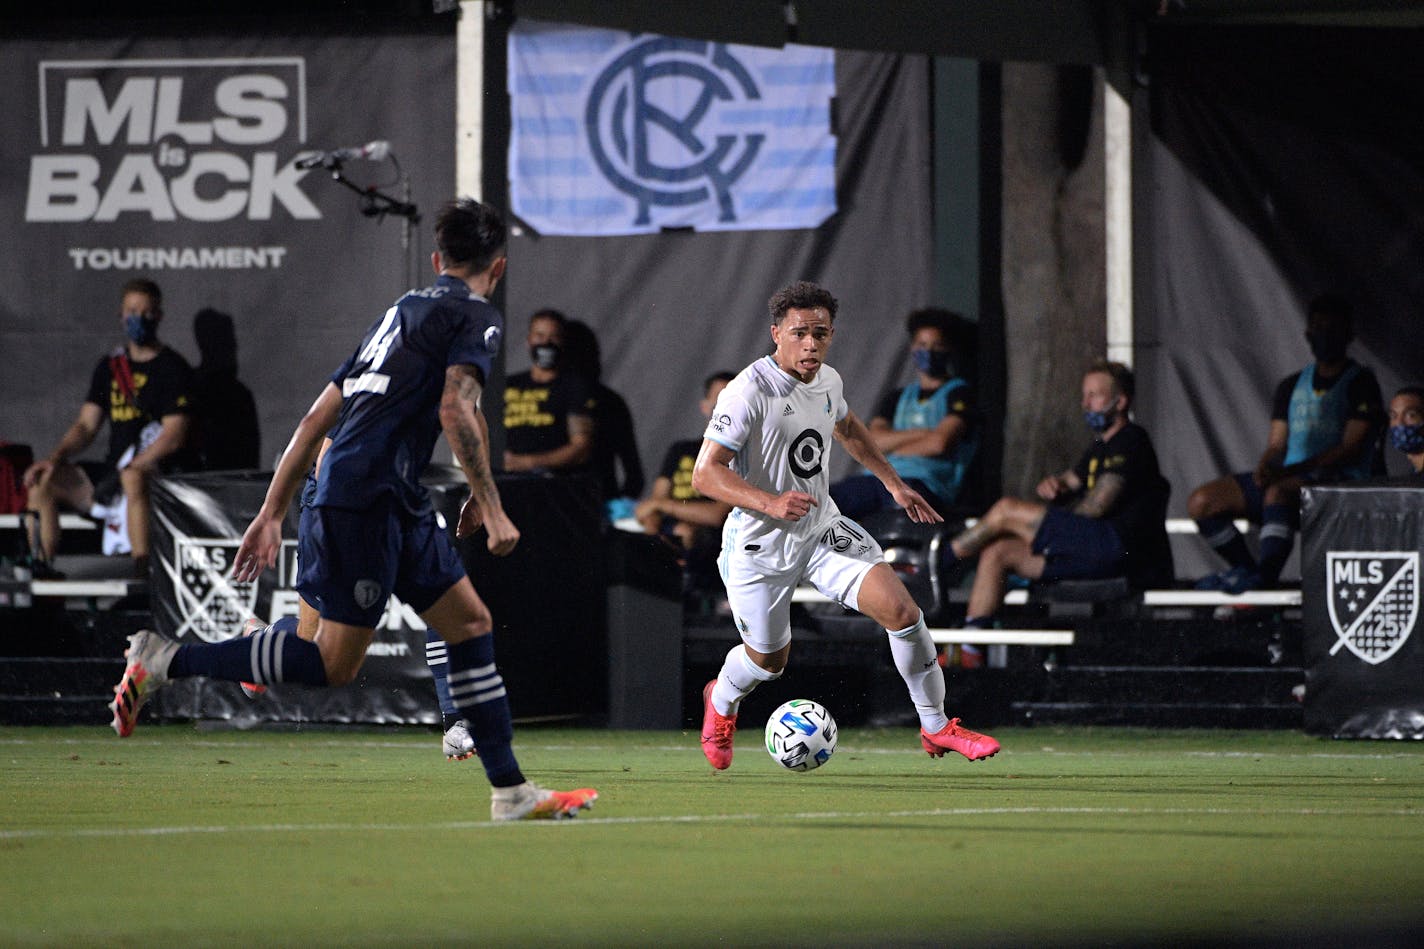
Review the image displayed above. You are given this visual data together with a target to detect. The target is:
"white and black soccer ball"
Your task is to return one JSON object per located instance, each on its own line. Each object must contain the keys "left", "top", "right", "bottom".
{"left": 764, "top": 699, "right": 837, "bottom": 772}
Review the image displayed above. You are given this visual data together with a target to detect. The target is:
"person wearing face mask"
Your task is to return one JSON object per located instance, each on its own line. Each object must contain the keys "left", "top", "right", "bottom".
{"left": 1387, "top": 386, "right": 1424, "bottom": 477}
{"left": 937, "top": 360, "right": 1172, "bottom": 633}
{"left": 1188, "top": 294, "right": 1385, "bottom": 594}
{"left": 829, "top": 308, "right": 978, "bottom": 519}
{"left": 21, "top": 278, "right": 195, "bottom": 577}
{"left": 502, "top": 308, "right": 597, "bottom": 476}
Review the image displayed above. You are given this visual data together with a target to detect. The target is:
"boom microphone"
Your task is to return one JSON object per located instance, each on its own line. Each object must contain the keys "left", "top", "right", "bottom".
{"left": 294, "top": 140, "right": 391, "bottom": 170}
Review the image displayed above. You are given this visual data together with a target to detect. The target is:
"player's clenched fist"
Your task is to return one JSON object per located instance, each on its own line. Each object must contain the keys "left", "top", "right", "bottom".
{"left": 765, "top": 490, "right": 818, "bottom": 522}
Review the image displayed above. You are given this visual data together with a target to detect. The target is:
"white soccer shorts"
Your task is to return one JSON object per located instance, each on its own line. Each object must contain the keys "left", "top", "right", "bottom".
{"left": 719, "top": 515, "right": 885, "bottom": 654}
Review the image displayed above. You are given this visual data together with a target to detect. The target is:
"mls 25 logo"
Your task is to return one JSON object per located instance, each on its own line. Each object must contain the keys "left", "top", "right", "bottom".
{"left": 1326, "top": 551, "right": 1418, "bottom": 665}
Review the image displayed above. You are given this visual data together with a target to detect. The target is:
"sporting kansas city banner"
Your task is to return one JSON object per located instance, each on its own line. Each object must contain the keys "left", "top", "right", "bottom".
{"left": 508, "top": 19, "right": 836, "bottom": 235}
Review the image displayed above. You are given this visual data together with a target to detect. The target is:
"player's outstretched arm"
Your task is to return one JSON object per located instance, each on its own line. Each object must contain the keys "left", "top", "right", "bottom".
{"left": 233, "top": 383, "right": 342, "bottom": 581}
{"left": 834, "top": 411, "right": 943, "bottom": 523}
{"left": 441, "top": 363, "right": 518, "bottom": 556}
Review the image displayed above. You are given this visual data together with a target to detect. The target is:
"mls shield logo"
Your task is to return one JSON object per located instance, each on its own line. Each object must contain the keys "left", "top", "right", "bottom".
{"left": 171, "top": 538, "right": 259, "bottom": 643}
{"left": 1326, "top": 551, "right": 1419, "bottom": 665}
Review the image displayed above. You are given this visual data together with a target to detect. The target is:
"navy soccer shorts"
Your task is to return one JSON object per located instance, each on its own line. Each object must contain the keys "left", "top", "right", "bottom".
{"left": 296, "top": 498, "right": 466, "bottom": 628}
{"left": 1031, "top": 506, "right": 1126, "bottom": 581}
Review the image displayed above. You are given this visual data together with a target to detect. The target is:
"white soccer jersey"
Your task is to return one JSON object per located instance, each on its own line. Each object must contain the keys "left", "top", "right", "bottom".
{"left": 704, "top": 355, "right": 849, "bottom": 560}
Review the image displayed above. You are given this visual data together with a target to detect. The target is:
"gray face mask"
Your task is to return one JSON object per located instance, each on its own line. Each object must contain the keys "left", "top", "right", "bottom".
{"left": 530, "top": 343, "right": 560, "bottom": 370}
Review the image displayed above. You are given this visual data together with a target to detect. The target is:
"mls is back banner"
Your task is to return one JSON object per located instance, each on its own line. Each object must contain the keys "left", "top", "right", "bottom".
{"left": 0, "top": 26, "right": 455, "bottom": 472}
{"left": 508, "top": 19, "right": 836, "bottom": 235}
{"left": 1301, "top": 482, "right": 1424, "bottom": 739}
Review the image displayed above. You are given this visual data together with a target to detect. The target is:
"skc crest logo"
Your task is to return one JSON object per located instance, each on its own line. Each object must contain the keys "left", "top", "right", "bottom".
{"left": 1326, "top": 551, "right": 1419, "bottom": 665}
{"left": 585, "top": 38, "right": 763, "bottom": 227}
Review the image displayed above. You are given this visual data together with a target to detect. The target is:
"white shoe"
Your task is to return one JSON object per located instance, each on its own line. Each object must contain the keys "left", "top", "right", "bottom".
{"left": 442, "top": 720, "right": 477, "bottom": 761}
{"left": 109, "top": 630, "right": 179, "bottom": 737}
{"left": 490, "top": 782, "right": 598, "bottom": 821}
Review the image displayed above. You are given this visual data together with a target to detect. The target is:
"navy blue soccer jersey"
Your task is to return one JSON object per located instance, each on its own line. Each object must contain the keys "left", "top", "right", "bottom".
{"left": 315, "top": 274, "right": 503, "bottom": 514}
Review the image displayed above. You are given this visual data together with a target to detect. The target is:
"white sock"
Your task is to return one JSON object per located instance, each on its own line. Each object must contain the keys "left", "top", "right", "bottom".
{"left": 711, "top": 644, "right": 780, "bottom": 716}
{"left": 887, "top": 612, "right": 949, "bottom": 733}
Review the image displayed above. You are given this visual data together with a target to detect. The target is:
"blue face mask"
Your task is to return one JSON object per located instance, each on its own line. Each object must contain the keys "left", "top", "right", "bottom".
{"left": 1084, "top": 408, "right": 1116, "bottom": 434}
{"left": 1389, "top": 423, "right": 1424, "bottom": 454}
{"left": 910, "top": 348, "right": 953, "bottom": 377}
{"left": 123, "top": 313, "right": 159, "bottom": 345}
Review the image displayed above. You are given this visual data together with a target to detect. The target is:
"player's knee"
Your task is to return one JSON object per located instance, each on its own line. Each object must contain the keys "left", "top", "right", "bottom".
{"left": 1186, "top": 486, "right": 1213, "bottom": 520}
{"left": 884, "top": 599, "right": 920, "bottom": 633}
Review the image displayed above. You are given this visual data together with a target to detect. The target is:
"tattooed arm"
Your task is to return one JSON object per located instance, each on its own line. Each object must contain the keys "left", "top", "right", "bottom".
{"left": 441, "top": 363, "right": 519, "bottom": 556}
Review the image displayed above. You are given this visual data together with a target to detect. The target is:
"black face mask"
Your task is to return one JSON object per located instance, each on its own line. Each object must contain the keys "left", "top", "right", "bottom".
{"left": 530, "top": 343, "right": 561, "bottom": 370}
{"left": 1306, "top": 330, "right": 1349, "bottom": 365}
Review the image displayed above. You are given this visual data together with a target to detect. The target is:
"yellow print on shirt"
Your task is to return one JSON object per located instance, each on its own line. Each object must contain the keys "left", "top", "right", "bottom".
{"left": 505, "top": 386, "right": 556, "bottom": 429}
{"left": 109, "top": 370, "right": 148, "bottom": 423}
{"left": 670, "top": 455, "right": 701, "bottom": 501}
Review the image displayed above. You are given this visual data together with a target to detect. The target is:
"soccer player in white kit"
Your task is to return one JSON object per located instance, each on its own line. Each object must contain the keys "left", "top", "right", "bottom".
{"left": 692, "top": 281, "right": 1000, "bottom": 770}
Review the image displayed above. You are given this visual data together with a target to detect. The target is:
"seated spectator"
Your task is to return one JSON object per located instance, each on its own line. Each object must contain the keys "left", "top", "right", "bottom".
{"left": 1188, "top": 294, "right": 1384, "bottom": 593}
{"left": 191, "top": 308, "right": 260, "bottom": 470}
{"left": 940, "top": 360, "right": 1172, "bottom": 632}
{"left": 635, "top": 372, "right": 735, "bottom": 565}
{"left": 831, "top": 307, "right": 977, "bottom": 518}
{"left": 22, "top": 277, "right": 195, "bottom": 575}
{"left": 502, "top": 308, "right": 597, "bottom": 477}
{"left": 563, "top": 319, "right": 644, "bottom": 504}
{"left": 1388, "top": 386, "right": 1424, "bottom": 477}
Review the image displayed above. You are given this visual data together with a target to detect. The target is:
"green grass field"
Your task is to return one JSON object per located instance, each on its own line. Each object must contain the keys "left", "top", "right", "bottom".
{"left": 3, "top": 724, "right": 1423, "bottom": 947}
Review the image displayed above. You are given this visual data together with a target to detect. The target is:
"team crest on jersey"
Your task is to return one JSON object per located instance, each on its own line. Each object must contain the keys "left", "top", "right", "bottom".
{"left": 171, "top": 538, "right": 260, "bottom": 643}
{"left": 1326, "top": 551, "right": 1418, "bottom": 665}
{"left": 354, "top": 579, "right": 384, "bottom": 611}
{"left": 788, "top": 428, "right": 825, "bottom": 478}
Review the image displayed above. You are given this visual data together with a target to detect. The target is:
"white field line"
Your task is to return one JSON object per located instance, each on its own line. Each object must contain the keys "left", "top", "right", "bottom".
{"left": 0, "top": 736, "right": 1421, "bottom": 761}
{"left": 2, "top": 804, "right": 1422, "bottom": 841}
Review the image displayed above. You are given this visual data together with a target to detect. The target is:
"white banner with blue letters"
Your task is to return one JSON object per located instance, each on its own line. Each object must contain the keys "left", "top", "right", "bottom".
{"left": 509, "top": 19, "right": 837, "bottom": 236}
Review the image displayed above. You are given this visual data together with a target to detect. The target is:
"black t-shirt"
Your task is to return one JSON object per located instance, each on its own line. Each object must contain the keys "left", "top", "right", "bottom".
{"left": 84, "top": 346, "right": 195, "bottom": 468}
{"left": 1071, "top": 422, "right": 1173, "bottom": 586}
{"left": 503, "top": 369, "right": 596, "bottom": 459}
{"left": 658, "top": 438, "right": 706, "bottom": 502}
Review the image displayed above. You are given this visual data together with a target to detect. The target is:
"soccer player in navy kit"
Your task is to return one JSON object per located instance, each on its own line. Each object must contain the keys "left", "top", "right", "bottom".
{"left": 693, "top": 281, "right": 1000, "bottom": 771}
{"left": 109, "top": 198, "right": 596, "bottom": 821}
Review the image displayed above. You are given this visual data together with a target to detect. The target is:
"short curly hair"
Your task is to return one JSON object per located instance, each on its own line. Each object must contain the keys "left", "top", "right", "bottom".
{"left": 767, "top": 281, "right": 837, "bottom": 325}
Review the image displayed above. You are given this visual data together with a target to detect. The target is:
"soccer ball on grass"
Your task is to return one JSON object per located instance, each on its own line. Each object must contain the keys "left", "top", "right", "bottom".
{"left": 764, "top": 699, "right": 837, "bottom": 772}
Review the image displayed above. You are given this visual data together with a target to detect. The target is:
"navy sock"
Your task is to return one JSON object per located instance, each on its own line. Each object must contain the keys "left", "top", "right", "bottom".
{"left": 962, "top": 615, "right": 994, "bottom": 630}
{"left": 446, "top": 635, "right": 524, "bottom": 788}
{"left": 1257, "top": 504, "right": 1296, "bottom": 585}
{"left": 168, "top": 625, "right": 328, "bottom": 686}
{"left": 425, "top": 631, "right": 458, "bottom": 717}
{"left": 1196, "top": 515, "right": 1255, "bottom": 570}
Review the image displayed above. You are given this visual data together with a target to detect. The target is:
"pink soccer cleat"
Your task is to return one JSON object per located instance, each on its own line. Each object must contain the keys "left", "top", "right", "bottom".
{"left": 700, "top": 679, "right": 737, "bottom": 770}
{"left": 921, "top": 718, "right": 1001, "bottom": 762}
